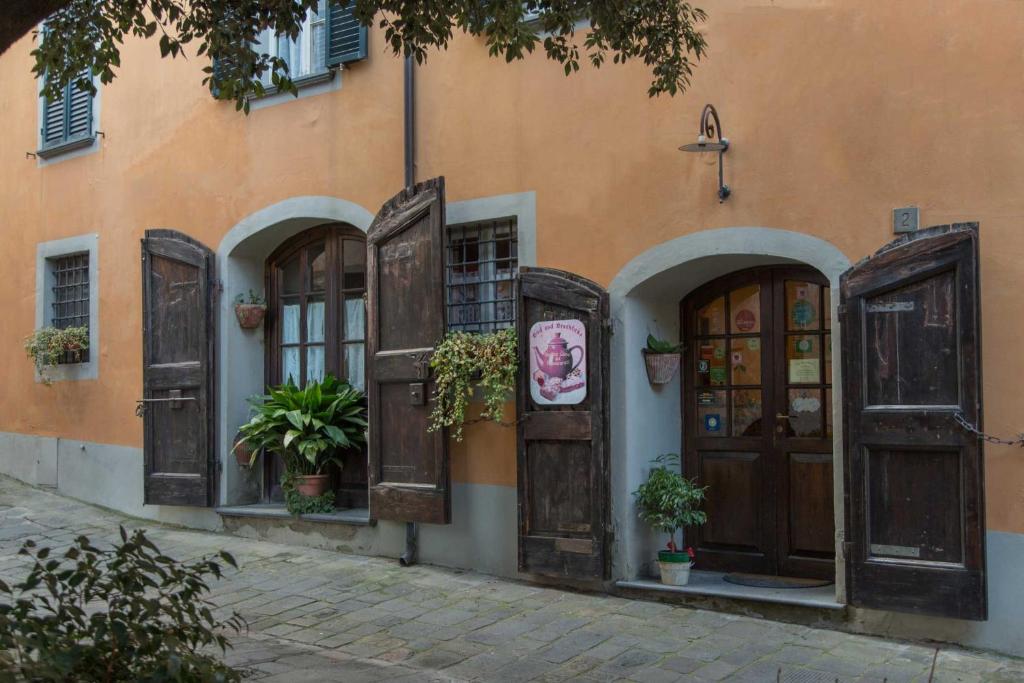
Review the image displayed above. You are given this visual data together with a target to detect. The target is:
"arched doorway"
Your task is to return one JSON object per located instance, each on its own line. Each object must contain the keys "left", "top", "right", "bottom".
{"left": 263, "top": 223, "right": 368, "bottom": 506}
{"left": 681, "top": 265, "right": 834, "bottom": 580}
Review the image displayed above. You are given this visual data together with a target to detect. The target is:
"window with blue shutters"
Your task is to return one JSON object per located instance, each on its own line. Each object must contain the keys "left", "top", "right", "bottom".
{"left": 39, "top": 74, "right": 95, "bottom": 159}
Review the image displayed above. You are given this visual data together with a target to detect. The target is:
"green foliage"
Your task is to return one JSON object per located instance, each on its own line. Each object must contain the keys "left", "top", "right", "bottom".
{"left": 24, "top": 325, "right": 89, "bottom": 385}
{"left": 0, "top": 527, "right": 244, "bottom": 682}
{"left": 235, "top": 375, "right": 367, "bottom": 476}
{"left": 633, "top": 453, "right": 707, "bottom": 552}
{"left": 281, "top": 471, "right": 336, "bottom": 515}
{"left": 233, "top": 289, "right": 266, "bottom": 306}
{"left": 646, "top": 333, "right": 682, "bottom": 354}
{"left": 32, "top": 0, "right": 708, "bottom": 114}
{"left": 429, "top": 328, "right": 517, "bottom": 442}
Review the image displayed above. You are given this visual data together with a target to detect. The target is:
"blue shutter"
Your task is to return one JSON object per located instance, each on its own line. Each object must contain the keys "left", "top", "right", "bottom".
{"left": 326, "top": 0, "right": 367, "bottom": 67}
{"left": 66, "top": 79, "right": 93, "bottom": 140}
{"left": 41, "top": 85, "right": 67, "bottom": 147}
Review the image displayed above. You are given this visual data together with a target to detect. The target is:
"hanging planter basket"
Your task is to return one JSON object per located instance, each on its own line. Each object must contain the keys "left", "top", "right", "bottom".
{"left": 234, "top": 303, "right": 267, "bottom": 329}
{"left": 643, "top": 350, "right": 681, "bottom": 385}
{"left": 232, "top": 432, "right": 258, "bottom": 467}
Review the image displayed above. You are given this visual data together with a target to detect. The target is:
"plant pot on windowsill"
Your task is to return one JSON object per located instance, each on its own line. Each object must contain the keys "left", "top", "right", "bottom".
{"left": 642, "top": 350, "right": 681, "bottom": 385}
{"left": 657, "top": 550, "right": 694, "bottom": 586}
{"left": 234, "top": 303, "right": 267, "bottom": 329}
{"left": 293, "top": 474, "right": 330, "bottom": 497}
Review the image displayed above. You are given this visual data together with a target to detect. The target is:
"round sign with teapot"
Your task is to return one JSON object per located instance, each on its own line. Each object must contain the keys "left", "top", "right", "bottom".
{"left": 529, "top": 319, "right": 587, "bottom": 405}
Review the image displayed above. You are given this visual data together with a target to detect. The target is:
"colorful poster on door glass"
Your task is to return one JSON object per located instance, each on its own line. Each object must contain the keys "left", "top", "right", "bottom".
{"left": 529, "top": 319, "right": 587, "bottom": 405}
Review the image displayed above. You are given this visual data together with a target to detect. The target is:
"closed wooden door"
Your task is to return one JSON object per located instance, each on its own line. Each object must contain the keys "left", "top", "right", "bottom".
{"left": 682, "top": 266, "right": 835, "bottom": 579}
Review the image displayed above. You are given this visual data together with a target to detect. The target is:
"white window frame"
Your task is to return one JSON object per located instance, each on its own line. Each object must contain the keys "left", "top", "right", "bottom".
{"left": 34, "top": 234, "right": 100, "bottom": 382}
{"left": 256, "top": 1, "right": 329, "bottom": 86}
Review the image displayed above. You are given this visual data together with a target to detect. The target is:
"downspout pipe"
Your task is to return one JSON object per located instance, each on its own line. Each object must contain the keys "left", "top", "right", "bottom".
{"left": 400, "top": 53, "right": 419, "bottom": 567}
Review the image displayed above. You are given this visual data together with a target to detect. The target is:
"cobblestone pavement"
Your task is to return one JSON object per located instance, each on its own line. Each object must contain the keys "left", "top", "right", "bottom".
{"left": 1, "top": 477, "right": 1021, "bottom": 682}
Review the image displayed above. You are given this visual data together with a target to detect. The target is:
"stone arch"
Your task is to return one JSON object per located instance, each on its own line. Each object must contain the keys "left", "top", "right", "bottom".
{"left": 606, "top": 228, "right": 852, "bottom": 600}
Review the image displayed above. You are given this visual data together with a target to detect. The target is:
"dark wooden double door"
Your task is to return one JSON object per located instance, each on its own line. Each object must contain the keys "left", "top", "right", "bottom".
{"left": 683, "top": 266, "right": 835, "bottom": 580}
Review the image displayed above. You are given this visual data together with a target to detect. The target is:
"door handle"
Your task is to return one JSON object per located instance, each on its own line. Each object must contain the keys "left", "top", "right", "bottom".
{"left": 775, "top": 414, "right": 792, "bottom": 420}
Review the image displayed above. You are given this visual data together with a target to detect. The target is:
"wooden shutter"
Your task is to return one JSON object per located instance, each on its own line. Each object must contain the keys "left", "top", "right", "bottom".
{"left": 326, "top": 0, "right": 368, "bottom": 67}
{"left": 141, "top": 230, "right": 217, "bottom": 507}
{"left": 517, "top": 268, "right": 610, "bottom": 580}
{"left": 42, "top": 76, "right": 93, "bottom": 148}
{"left": 41, "top": 85, "right": 67, "bottom": 147}
{"left": 367, "top": 178, "right": 449, "bottom": 524}
{"left": 841, "top": 223, "right": 985, "bottom": 620}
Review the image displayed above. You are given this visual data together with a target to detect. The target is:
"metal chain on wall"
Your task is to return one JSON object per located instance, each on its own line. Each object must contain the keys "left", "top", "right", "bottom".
{"left": 954, "top": 412, "right": 1024, "bottom": 447}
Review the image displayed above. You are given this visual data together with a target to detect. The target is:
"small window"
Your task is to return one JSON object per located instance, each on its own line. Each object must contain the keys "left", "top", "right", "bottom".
{"left": 50, "top": 253, "right": 91, "bottom": 364}
{"left": 38, "top": 73, "right": 96, "bottom": 159}
{"left": 446, "top": 219, "right": 519, "bottom": 333}
{"left": 254, "top": 0, "right": 328, "bottom": 86}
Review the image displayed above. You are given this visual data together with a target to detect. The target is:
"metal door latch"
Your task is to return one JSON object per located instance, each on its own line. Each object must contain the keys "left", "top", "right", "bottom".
{"left": 135, "top": 389, "right": 194, "bottom": 417}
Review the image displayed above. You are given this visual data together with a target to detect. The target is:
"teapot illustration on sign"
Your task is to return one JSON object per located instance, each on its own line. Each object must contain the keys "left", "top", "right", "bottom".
{"left": 532, "top": 333, "right": 584, "bottom": 380}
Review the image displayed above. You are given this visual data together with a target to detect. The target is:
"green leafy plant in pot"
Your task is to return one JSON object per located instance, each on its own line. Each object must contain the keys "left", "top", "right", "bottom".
{"left": 234, "top": 375, "right": 366, "bottom": 513}
{"left": 642, "top": 334, "right": 682, "bottom": 385}
{"left": 633, "top": 453, "right": 707, "bottom": 586}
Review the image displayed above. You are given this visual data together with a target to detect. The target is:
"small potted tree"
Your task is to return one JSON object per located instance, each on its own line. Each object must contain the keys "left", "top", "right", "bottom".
{"left": 642, "top": 334, "right": 682, "bottom": 385}
{"left": 634, "top": 453, "right": 707, "bottom": 586}
{"left": 234, "top": 290, "right": 267, "bottom": 329}
{"left": 235, "top": 375, "right": 366, "bottom": 513}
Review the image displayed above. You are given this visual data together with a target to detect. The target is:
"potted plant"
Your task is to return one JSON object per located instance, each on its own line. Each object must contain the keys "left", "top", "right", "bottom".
{"left": 234, "top": 375, "right": 367, "bottom": 510}
{"left": 234, "top": 290, "right": 267, "bottom": 329}
{"left": 633, "top": 453, "right": 708, "bottom": 586}
{"left": 231, "top": 430, "right": 257, "bottom": 467}
{"left": 24, "top": 325, "right": 90, "bottom": 385}
{"left": 642, "top": 334, "right": 682, "bottom": 385}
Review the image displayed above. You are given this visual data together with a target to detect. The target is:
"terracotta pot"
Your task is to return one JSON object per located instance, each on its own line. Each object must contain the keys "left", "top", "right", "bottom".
{"left": 232, "top": 436, "right": 256, "bottom": 467}
{"left": 643, "top": 350, "right": 681, "bottom": 384}
{"left": 294, "top": 474, "right": 330, "bottom": 497}
{"left": 234, "top": 303, "right": 267, "bottom": 329}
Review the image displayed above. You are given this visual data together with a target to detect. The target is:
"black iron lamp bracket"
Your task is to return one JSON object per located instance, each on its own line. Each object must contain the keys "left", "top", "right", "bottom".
{"left": 679, "top": 104, "right": 732, "bottom": 202}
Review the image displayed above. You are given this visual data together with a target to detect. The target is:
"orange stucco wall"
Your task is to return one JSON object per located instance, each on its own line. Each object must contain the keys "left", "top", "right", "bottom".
{"left": 2, "top": 0, "right": 1024, "bottom": 530}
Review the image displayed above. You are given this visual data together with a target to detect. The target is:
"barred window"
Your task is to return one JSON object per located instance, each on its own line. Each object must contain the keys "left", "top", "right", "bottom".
{"left": 446, "top": 219, "right": 518, "bottom": 333}
{"left": 51, "top": 253, "right": 90, "bottom": 363}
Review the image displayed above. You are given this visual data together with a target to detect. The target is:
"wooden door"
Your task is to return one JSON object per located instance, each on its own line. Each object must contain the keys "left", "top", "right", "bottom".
{"left": 841, "top": 223, "right": 985, "bottom": 620}
{"left": 772, "top": 268, "right": 836, "bottom": 580}
{"left": 517, "top": 268, "right": 610, "bottom": 580}
{"left": 141, "top": 230, "right": 216, "bottom": 507}
{"left": 682, "top": 266, "right": 835, "bottom": 578}
{"left": 367, "top": 178, "right": 450, "bottom": 524}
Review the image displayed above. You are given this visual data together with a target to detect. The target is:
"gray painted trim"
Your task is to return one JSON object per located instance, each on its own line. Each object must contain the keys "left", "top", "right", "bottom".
{"left": 247, "top": 68, "right": 343, "bottom": 112}
{"left": 447, "top": 192, "right": 537, "bottom": 267}
{"left": 34, "top": 234, "right": 100, "bottom": 382}
{"left": 606, "top": 228, "right": 851, "bottom": 601}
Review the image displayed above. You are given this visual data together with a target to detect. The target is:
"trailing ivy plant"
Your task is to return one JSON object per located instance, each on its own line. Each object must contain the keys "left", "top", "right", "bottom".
{"left": 281, "top": 471, "right": 336, "bottom": 515}
{"left": 428, "top": 328, "right": 518, "bottom": 442}
{"left": 24, "top": 325, "right": 89, "bottom": 385}
{"left": 633, "top": 453, "right": 707, "bottom": 553}
{"left": 0, "top": 527, "right": 244, "bottom": 681}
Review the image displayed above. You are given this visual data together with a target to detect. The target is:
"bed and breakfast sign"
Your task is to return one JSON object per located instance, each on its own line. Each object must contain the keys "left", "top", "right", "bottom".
{"left": 529, "top": 319, "right": 587, "bottom": 405}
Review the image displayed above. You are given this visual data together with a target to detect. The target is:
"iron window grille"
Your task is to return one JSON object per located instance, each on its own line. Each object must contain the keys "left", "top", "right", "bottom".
{"left": 50, "top": 253, "right": 90, "bottom": 363}
{"left": 446, "top": 219, "right": 518, "bottom": 333}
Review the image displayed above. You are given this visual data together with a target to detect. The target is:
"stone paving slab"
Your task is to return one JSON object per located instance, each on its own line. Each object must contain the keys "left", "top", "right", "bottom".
{"left": 1, "top": 475, "right": 1022, "bottom": 682}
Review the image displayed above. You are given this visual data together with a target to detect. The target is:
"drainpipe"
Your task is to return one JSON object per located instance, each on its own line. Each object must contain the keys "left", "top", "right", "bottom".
{"left": 400, "top": 54, "right": 419, "bottom": 567}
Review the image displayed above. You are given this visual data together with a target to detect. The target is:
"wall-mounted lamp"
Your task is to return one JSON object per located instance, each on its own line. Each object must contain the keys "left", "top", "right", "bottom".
{"left": 679, "top": 104, "right": 731, "bottom": 202}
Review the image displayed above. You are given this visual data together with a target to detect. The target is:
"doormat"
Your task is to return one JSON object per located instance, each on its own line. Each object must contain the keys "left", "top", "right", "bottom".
{"left": 722, "top": 573, "right": 833, "bottom": 589}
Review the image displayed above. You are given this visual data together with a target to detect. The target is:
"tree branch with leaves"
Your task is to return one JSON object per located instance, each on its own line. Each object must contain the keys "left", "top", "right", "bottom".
{"left": 26, "top": 0, "right": 707, "bottom": 113}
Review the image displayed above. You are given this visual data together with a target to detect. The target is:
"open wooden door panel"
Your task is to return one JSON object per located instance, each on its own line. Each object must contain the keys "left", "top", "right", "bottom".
{"left": 517, "top": 267, "right": 610, "bottom": 580}
{"left": 366, "top": 178, "right": 450, "bottom": 524}
{"left": 841, "top": 223, "right": 985, "bottom": 620}
{"left": 141, "top": 230, "right": 216, "bottom": 507}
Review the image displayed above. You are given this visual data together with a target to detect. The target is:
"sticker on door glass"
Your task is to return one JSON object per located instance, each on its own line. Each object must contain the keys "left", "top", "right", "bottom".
{"left": 530, "top": 319, "right": 586, "bottom": 405}
{"left": 704, "top": 414, "right": 722, "bottom": 432}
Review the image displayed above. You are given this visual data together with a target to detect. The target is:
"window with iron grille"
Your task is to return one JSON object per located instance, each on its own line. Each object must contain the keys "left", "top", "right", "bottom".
{"left": 50, "top": 253, "right": 90, "bottom": 363}
{"left": 446, "top": 219, "right": 518, "bottom": 333}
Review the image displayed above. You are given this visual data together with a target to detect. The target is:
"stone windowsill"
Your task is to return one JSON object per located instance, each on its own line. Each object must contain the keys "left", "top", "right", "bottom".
{"left": 37, "top": 135, "right": 96, "bottom": 160}
{"left": 247, "top": 69, "right": 336, "bottom": 100}
{"left": 216, "top": 503, "right": 372, "bottom": 526}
